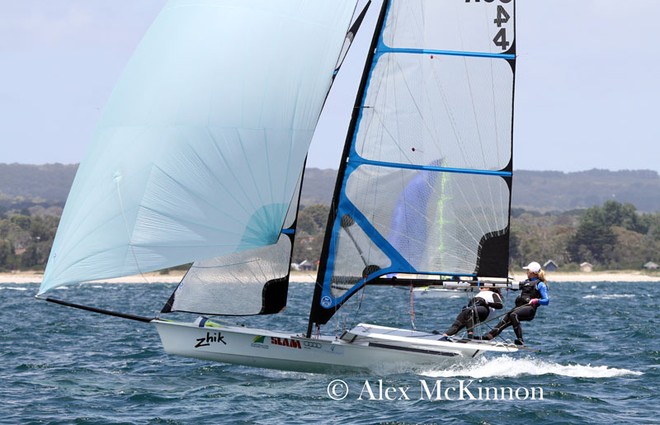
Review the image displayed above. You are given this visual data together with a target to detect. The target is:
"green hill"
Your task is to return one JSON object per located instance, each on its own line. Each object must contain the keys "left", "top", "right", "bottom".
{"left": 303, "top": 168, "right": 660, "bottom": 213}
{"left": 512, "top": 169, "right": 660, "bottom": 213}
{"left": 1, "top": 164, "right": 659, "bottom": 213}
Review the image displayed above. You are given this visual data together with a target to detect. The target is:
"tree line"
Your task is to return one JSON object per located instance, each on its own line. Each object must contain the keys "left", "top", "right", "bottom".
{"left": 0, "top": 200, "right": 658, "bottom": 273}
{"left": 509, "top": 200, "right": 660, "bottom": 270}
{"left": 0, "top": 212, "right": 59, "bottom": 271}
{"left": 292, "top": 200, "right": 660, "bottom": 272}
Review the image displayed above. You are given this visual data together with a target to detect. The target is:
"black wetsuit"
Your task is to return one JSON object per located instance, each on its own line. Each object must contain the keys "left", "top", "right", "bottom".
{"left": 444, "top": 292, "right": 503, "bottom": 337}
{"left": 486, "top": 278, "right": 546, "bottom": 343}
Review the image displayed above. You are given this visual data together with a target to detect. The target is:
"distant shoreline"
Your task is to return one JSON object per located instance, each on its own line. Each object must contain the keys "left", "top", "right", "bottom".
{"left": 2, "top": 270, "right": 658, "bottom": 284}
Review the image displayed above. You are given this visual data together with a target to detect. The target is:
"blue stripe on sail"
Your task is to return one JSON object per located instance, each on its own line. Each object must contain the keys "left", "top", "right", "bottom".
{"left": 350, "top": 156, "right": 512, "bottom": 178}
{"left": 339, "top": 199, "right": 413, "bottom": 270}
{"left": 319, "top": 164, "right": 420, "bottom": 308}
{"left": 378, "top": 45, "right": 515, "bottom": 60}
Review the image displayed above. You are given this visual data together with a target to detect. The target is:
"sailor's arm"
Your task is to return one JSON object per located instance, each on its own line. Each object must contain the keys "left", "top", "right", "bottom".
{"left": 536, "top": 282, "right": 549, "bottom": 305}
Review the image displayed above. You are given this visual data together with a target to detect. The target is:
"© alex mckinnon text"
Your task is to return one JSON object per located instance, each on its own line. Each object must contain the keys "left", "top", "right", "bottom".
{"left": 327, "top": 379, "right": 544, "bottom": 401}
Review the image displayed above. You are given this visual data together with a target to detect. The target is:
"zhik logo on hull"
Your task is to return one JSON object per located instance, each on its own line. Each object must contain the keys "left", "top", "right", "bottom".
{"left": 194, "top": 331, "right": 226, "bottom": 348}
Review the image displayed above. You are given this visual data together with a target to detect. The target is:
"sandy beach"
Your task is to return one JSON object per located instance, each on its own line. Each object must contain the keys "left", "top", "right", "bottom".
{"left": 2, "top": 270, "right": 658, "bottom": 284}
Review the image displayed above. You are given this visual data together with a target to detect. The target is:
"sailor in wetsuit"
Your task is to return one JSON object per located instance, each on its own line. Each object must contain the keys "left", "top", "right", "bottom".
{"left": 436, "top": 287, "right": 503, "bottom": 339}
{"left": 478, "top": 261, "right": 549, "bottom": 346}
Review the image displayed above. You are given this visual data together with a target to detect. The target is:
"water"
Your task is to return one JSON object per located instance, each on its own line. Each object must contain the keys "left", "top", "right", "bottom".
{"left": 1, "top": 280, "right": 658, "bottom": 424}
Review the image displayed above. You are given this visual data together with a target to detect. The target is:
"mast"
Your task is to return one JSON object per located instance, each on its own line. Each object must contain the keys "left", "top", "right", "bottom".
{"left": 307, "top": 0, "right": 390, "bottom": 337}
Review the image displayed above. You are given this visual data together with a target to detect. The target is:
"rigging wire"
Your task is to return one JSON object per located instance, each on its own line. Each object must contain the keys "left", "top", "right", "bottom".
{"left": 409, "top": 283, "right": 416, "bottom": 330}
{"left": 334, "top": 283, "right": 368, "bottom": 337}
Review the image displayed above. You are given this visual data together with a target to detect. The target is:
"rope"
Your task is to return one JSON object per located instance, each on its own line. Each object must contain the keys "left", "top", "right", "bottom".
{"left": 335, "top": 284, "right": 367, "bottom": 336}
{"left": 409, "top": 283, "right": 416, "bottom": 330}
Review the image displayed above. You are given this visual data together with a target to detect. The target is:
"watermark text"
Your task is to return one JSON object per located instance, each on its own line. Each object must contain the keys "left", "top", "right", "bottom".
{"left": 326, "top": 379, "right": 544, "bottom": 401}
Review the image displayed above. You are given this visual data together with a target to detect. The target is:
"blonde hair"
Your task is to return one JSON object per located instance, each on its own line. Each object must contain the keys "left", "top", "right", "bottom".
{"left": 537, "top": 269, "right": 548, "bottom": 285}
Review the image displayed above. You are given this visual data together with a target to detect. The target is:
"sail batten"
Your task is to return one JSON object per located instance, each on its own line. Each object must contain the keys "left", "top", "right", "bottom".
{"left": 377, "top": 47, "right": 515, "bottom": 60}
{"left": 346, "top": 157, "right": 512, "bottom": 176}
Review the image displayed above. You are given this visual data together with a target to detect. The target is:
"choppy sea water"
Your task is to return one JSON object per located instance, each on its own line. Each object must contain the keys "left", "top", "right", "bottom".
{"left": 0, "top": 280, "right": 658, "bottom": 424}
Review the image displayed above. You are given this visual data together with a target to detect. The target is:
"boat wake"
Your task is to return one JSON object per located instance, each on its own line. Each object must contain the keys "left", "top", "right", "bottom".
{"left": 583, "top": 294, "right": 635, "bottom": 299}
{"left": 421, "top": 355, "right": 642, "bottom": 379}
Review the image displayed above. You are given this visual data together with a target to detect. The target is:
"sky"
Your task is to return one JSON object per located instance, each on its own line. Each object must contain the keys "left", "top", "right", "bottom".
{"left": 1, "top": 0, "right": 659, "bottom": 172}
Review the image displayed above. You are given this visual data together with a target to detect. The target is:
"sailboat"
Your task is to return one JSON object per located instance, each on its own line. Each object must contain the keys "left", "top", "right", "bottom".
{"left": 38, "top": 0, "right": 520, "bottom": 373}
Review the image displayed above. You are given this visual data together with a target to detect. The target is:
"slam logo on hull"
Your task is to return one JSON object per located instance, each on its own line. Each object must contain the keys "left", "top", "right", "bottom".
{"left": 271, "top": 337, "right": 301, "bottom": 349}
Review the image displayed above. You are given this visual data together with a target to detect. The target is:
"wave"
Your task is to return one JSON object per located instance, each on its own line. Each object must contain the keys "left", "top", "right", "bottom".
{"left": 583, "top": 294, "right": 635, "bottom": 299}
{"left": 0, "top": 286, "right": 29, "bottom": 291}
{"left": 421, "top": 355, "right": 643, "bottom": 379}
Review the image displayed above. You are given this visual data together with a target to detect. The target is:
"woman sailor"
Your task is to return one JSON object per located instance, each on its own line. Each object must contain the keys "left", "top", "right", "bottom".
{"left": 478, "top": 261, "right": 550, "bottom": 345}
{"left": 437, "top": 286, "right": 504, "bottom": 339}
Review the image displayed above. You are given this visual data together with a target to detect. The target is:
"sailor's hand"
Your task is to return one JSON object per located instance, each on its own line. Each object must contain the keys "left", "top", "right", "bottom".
{"left": 529, "top": 298, "right": 539, "bottom": 306}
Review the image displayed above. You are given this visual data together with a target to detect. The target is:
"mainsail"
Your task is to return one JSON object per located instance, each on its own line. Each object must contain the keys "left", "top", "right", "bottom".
{"left": 38, "top": 0, "right": 357, "bottom": 295}
{"left": 309, "top": 0, "right": 516, "bottom": 328}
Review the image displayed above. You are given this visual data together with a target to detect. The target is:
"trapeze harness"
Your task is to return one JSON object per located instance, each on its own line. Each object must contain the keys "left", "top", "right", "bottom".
{"left": 486, "top": 278, "right": 548, "bottom": 343}
{"left": 474, "top": 290, "right": 504, "bottom": 320}
{"left": 444, "top": 290, "right": 503, "bottom": 337}
{"left": 515, "top": 278, "right": 543, "bottom": 308}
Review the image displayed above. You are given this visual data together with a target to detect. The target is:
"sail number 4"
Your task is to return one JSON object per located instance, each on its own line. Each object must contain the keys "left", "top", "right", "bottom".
{"left": 466, "top": 0, "right": 513, "bottom": 51}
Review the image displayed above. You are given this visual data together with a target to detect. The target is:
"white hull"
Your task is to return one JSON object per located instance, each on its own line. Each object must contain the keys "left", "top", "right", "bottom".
{"left": 412, "top": 286, "right": 475, "bottom": 299}
{"left": 153, "top": 319, "right": 519, "bottom": 373}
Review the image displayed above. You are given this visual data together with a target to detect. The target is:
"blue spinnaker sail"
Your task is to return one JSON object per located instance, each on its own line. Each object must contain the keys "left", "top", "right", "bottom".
{"left": 39, "top": 0, "right": 357, "bottom": 294}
